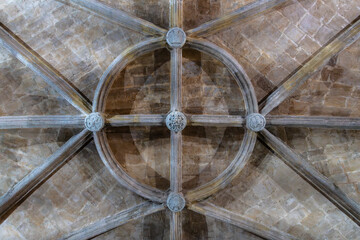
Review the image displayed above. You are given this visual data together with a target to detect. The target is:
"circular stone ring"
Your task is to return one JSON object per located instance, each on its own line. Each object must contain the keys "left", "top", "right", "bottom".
{"left": 92, "top": 37, "right": 259, "bottom": 203}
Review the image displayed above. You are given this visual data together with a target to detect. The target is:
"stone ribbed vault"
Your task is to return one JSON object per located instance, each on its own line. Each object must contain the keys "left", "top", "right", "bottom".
{"left": 0, "top": 0, "right": 359, "bottom": 239}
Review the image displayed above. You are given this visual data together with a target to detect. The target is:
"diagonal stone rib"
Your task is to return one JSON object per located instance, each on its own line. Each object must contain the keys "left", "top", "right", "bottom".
{"left": 189, "top": 115, "right": 244, "bottom": 127}
{"left": 107, "top": 114, "right": 165, "bottom": 127}
{"left": 0, "top": 23, "right": 92, "bottom": 115}
{"left": 0, "top": 129, "right": 92, "bottom": 222}
{"left": 59, "top": 0, "right": 167, "bottom": 36}
{"left": 260, "top": 16, "right": 360, "bottom": 116}
{"left": 0, "top": 115, "right": 85, "bottom": 129}
{"left": 260, "top": 129, "right": 360, "bottom": 226}
{"left": 266, "top": 115, "right": 360, "bottom": 130}
{"left": 60, "top": 201, "right": 165, "bottom": 240}
{"left": 186, "top": 0, "right": 288, "bottom": 37}
{"left": 188, "top": 202, "right": 298, "bottom": 240}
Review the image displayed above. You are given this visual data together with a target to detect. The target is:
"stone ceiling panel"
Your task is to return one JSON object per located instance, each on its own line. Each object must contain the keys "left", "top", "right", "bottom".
{"left": 182, "top": 126, "right": 243, "bottom": 190}
{"left": 0, "top": 46, "right": 78, "bottom": 116}
{"left": 182, "top": 49, "right": 245, "bottom": 115}
{"left": 0, "top": 0, "right": 146, "bottom": 101}
{"left": 107, "top": 126, "right": 171, "bottom": 190}
{"left": 0, "top": 128, "right": 80, "bottom": 198}
{"left": 270, "top": 126, "right": 360, "bottom": 204}
{"left": 183, "top": 0, "right": 257, "bottom": 30}
{"left": 105, "top": 50, "right": 170, "bottom": 115}
{"left": 273, "top": 39, "right": 360, "bottom": 117}
{"left": 205, "top": 0, "right": 360, "bottom": 102}
{"left": 0, "top": 142, "right": 144, "bottom": 239}
{"left": 182, "top": 209, "right": 263, "bottom": 240}
{"left": 93, "top": 211, "right": 169, "bottom": 239}
{"left": 208, "top": 142, "right": 360, "bottom": 239}
{"left": 97, "top": 0, "right": 170, "bottom": 29}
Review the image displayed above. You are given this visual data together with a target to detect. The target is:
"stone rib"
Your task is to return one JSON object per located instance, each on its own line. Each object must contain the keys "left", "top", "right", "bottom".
{"left": 187, "top": 0, "right": 288, "bottom": 36}
{"left": 260, "top": 129, "right": 360, "bottom": 226}
{"left": 59, "top": 0, "right": 167, "bottom": 36}
{"left": 188, "top": 202, "right": 298, "bottom": 240}
{"left": 170, "top": 211, "right": 182, "bottom": 240}
{"left": 0, "top": 23, "right": 92, "bottom": 115}
{"left": 107, "top": 114, "right": 165, "bottom": 127}
{"left": 0, "top": 129, "right": 92, "bottom": 222}
{"left": 189, "top": 115, "right": 244, "bottom": 127}
{"left": 266, "top": 115, "right": 360, "bottom": 130}
{"left": 170, "top": 0, "right": 183, "bottom": 28}
{"left": 61, "top": 202, "right": 165, "bottom": 240}
{"left": 260, "top": 16, "right": 360, "bottom": 116}
{"left": 0, "top": 115, "right": 85, "bottom": 129}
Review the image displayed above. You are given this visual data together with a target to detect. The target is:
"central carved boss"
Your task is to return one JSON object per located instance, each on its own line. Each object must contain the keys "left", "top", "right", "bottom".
{"left": 166, "top": 111, "right": 187, "bottom": 133}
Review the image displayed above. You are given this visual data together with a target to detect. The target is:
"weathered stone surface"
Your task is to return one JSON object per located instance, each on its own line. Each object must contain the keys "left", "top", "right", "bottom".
{"left": 103, "top": 47, "right": 246, "bottom": 191}
{"left": 104, "top": 50, "right": 171, "bottom": 189}
{"left": 106, "top": 50, "right": 171, "bottom": 115}
{"left": 182, "top": 49, "right": 245, "bottom": 115}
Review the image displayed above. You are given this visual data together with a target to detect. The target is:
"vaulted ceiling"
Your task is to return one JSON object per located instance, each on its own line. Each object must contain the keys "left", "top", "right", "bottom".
{"left": 0, "top": 0, "right": 359, "bottom": 239}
